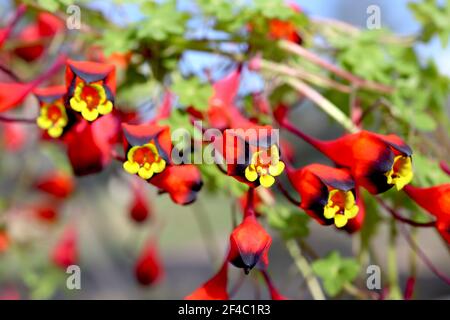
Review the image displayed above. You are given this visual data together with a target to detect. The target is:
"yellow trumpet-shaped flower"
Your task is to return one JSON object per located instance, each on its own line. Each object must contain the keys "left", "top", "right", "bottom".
{"left": 385, "top": 155, "right": 413, "bottom": 191}
{"left": 123, "top": 142, "right": 166, "bottom": 180}
{"left": 36, "top": 102, "right": 68, "bottom": 138}
{"left": 323, "top": 189, "right": 359, "bottom": 228}
{"left": 69, "top": 81, "right": 113, "bottom": 121}
{"left": 244, "top": 145, "right": 285, "bottom": 188}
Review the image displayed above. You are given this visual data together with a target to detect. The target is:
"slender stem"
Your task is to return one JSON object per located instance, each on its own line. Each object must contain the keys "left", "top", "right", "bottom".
{"left": 279, "top": 40, "right": 394, "bottom": 94}
{"left": 398, "top": 223, "right": 450, "bottom": 286}
{"left": 281, "top": 119, "right": 326, "bottom": 153}
{"left": 440, "top": 161, "right": 450, "bottom": 176}
{"left": 30, "top": 54, "right": 67, "bottom": 88}
{"left": 285, "top": 239, "right": 325, "bottom": 300}
{"left": 343, "top": 283, "right": 379, "bottom": 300}
{"left": 377, "top": 198, "right": 436, "bottom": 227}
{"left": 244, "top": 188, "right": 255, "bottom": 218}
{"left": 0, "top": 115, "right": 36, "bottom": 124}
{"left": 284, "top": 77, "right": 360, "bottom": 133}
{"left": 276, "top": 181, "right": 301, "bottom": 206}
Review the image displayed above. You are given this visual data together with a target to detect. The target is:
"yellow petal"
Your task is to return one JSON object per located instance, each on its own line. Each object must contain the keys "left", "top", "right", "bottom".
{"left": 259, "top": 174, "right": 275, "bottom": 188}
{"left": 37, "top": 116, "right": 52, "bottom": 129}
{"left": 344, "top": 205, "right": 359, "bottom": 219}
{"left": 334, "top": 214, "right": 348, "bottom": 228}
{"left": 81, "top": 108, "right": 99, "bottom": 121}
{"left": 324, "top": 205, "right": 339, "bottom": 219}
{"left": 91, "top": 83, "right": 106, "bottom": 102}
{"left": 344, "top": 191, "right": 356, "bottom": 209}
{"left": 123, "top": 161, "right": 139, "bottom": 174}
{"left": 151, "top": 159, "right": 166, "bottom": 174}
{"left": 70, "top": 98, "right": 87, "bottom": 112}
{"left": 97, "top": 100, "right": 113, "bottom": 115}
{"left": 245, "top": 166, "right": 258, "bottom": 182}
{"left": 138, "top": 167, "right": 154, "bottom": 180}
{"left": 48, "top": 126, "right": 63, "bottom": 138}
{"left": 269, "top": 161, "right": 285, "bottom": 177}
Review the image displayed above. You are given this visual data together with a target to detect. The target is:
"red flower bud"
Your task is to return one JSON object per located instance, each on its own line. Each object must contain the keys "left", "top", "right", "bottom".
{"left": 52, "top": 226, "right": 77, "bottom": 269}
{"left": 404, "top": 184, "right": 450, "bottom": 244}
{"left": 129, "top": 183, "right": 151, "bottom": 223}
{"left": 228, "top": 215, "right": 272, "bottom": 273}
{"left": 135, "top": 241, "right": 163, "bottom": 286}
{"left": 34, "top": 171, "right": 74, "bottom": 199}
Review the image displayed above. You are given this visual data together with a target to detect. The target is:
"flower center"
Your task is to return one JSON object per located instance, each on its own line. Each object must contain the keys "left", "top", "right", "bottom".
{"left": 323, "top": 189, "right": 359, "bottom": 228}
{"left": 36, "top": 102, "right": 68, "bottom": 138}
{"left": 69, "top": 81, "right": 113, "bottom": 122}
{"left": 385, "top": 155, "right": 413, "bottom": 190}
{"left": 123, "top": 142, "right": 166, "bottom": 180}
{"left": 244, "top": 145, "right": 285, "bottom": 188}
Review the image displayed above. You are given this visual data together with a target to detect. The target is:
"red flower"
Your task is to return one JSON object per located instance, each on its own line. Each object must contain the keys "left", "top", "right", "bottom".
{"left": 217, "top": 126, "right": 286, "bottom": 188}
{"left": 34, "top": 204, "right": 59, "bottom": 223}
{"left": 0, "top": 55, "right": 66, "bottom": 113}
{"left": 0, "top": 122, "right": 26, "bottom": 152}
{"left": 14, "top": 12, "right": 64, "bottom": 61}
{"left": 0, "top": 4, "right": 26, "bottom": 49}
{"left": 185, "top": 260, "right": 229, "bottom": 300}
{"left": 135, "top": 241, "right": 163, "bottom": 286}
{"left": 65, "top": 60, "right": 116, "bottom": 122}
{"left": 122, "top": 123, "right": 203, "bottom": 205}
{"left": 228, "top": 215, "right": 272, "bottom": 273}
{"left": 343, "top": 187, "right": 365, "bottom": 233}
{"left": 404, "top": 184, "right": 450, "bottom": 244}
{"left": 52, "top": 226, "right": 77, "bottom": 269}
{"left": 34, "top": 170, "right": 75, "bottom": 199}
{"left": 129, "top": 181, "right": 151, "bottom": 223}
{"left": 0, "top": 230, "right": 10, "bottom": 254}
{"left": 63, "top": 113, "right": 120, "bottom": 176}
{"left": 288, "top": 164, "right": 359, "bottom": 228}
{"left": 34, "top": 85, "right": 71, "bottom": 139}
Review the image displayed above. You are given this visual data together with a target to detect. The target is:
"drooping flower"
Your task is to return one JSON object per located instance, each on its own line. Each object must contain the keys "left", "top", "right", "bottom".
{"left": 34, "top": 170, "right": 75, "bottom": 199}
{"left": 404, "top": 184, "right": 450, "bottom": 244}
{"left": 14, "top": 12, "right": 64, "bottom": 61}
{"left": 228, "top": 215, "right": 272, "bottom": 273}
{"left": 34, "top": 86, "right": 70, "bottom": 138}
{"left": 135, "top": 241, "right": 164, "bottom": 286}
{"left": 63, "top": 113, "right": 120, "bottom": 176}
{"left": 185, "top": 260, "right": 229, "bottom": 300}
{"left": 52, "top": 225, "right": 77, "bottom": 269}
{"left": 288, "top": 164, "right": 359, "bottom": 228}
{"left": 66, "top": 60, "right": 115, "bottom": 122}
{"left": 122, "top": 123, "right": 203, "bottom": 205}
{"left": 216, "top": 127, "right": 285, "bottom": 188}
{"left": 0, "top": 4, "right": 26, "bottom": 49}
{"left": 129, "top": 181, "right": 151, "bottom": 223}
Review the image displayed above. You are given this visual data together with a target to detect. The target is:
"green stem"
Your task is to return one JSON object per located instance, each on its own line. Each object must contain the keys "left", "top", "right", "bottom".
{"left": 285, "top": 239, "right": 325, "bottom": 300}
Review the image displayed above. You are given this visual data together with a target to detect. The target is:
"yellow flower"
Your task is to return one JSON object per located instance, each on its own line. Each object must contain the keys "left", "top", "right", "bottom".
{"left": 244, "top": 145, "right": 285, "bottom": 188}
{"left": 36, "top": 102, "right": 68, "bottom": 138}
{"left": 69, "top": 81, "right": 113, "bottom": 121}
{"left": 323, "top": 189, "right": 359, "bottom": 228}
{"left": 385, "top": 155, "right": 413, "bottom": 191}
{"left": 123, "top": 142, "right": 166, "bottom": 180}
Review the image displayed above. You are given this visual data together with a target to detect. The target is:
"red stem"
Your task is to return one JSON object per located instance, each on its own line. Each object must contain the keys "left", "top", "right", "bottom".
{"left": 398, "top": 223, "right": 450, "bottom": 286}
{"left": 440, "top": 161, "right": 450, "bottom": 176}
{"left": 377, "top": 198, "right": 436, "bottom": 227}
{"left": 281, "top": 120, "right": 326, "bottom": 154}
{"left": 30, "top": 54, "right": 67, "bottom": 88}
{"left": 244, "top": 188, "right": 255, "bottom": 218}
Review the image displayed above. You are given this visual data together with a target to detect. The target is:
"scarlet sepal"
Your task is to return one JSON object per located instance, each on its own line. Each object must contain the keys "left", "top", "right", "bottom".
{"left": 0, "top": 4, "right": 26, "bottom": 49}
{"left": 404, "top": 184, "right": 450, "bottom": 244}
{"left": 0, "top": 229, "right": 10, "bottom": 254}
{"left": 34, "top": 170, "right": 75, "bottom": 199}
{"left": 63, "top": 114, "right": 120, "bottom": 176}
{"left": 217, "top": 126, "right": 285, "bottom": 188}
{"left": 129, "top": 181, "right": 151, "bottom": 223}
{"left": 185, "top": 260, "right": 229, "bottom": 300}
{"left": 65, "top": 59, "right": 116, "bottom": 122}
{"left": 135, "top": 241, "right": 164, "bottom": 286}
{"left": 122, "top": 123, "right": 203, "bottom": 205}
{"left": 228, "top": 215, "right": 272, "bottom": 273}
{"left": 288, "top": 164, "right": 360, "bottom": 229}
{"left": 14, "top": 12, "right": 64, "bottom": 61}
{"left": 314, "top": 131, "right": 413, "bottom": 194}
{"left": 34, "top": 85, "right": 71, "bottom": 139}
{"left": 52, "top": 225, "right": 77, "bottom": 269}
{"left": 34, "top": 204, "right": 59, "bottom": 223}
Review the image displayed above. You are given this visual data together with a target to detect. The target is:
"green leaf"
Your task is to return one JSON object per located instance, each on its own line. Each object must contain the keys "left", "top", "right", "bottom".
{"left": 262, "top": 205, "right": 310, "bottom": 239}
{"left": 312, "top": 251, "right": 360, "bottom": 297}
{"left": 171, "top": 76, "right": 213, "bottom": 111}
{"left": 411, "top": 112, "right": 437, "bottom": 132}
